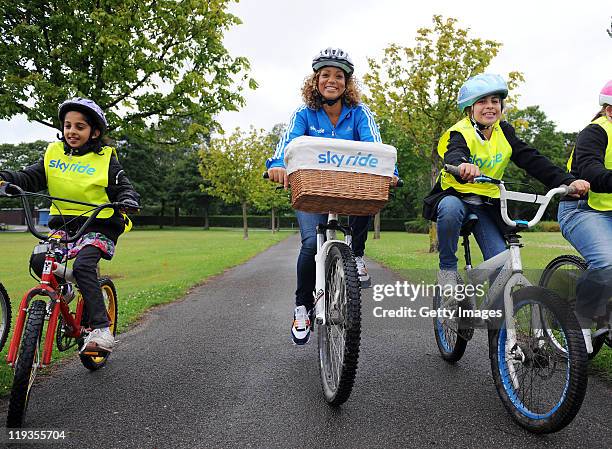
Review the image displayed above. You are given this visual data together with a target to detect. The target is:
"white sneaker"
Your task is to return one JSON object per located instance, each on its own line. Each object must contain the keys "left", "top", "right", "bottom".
{"left": 355, "top": 256, "right": 371, "bottom": 288}
{"left": 291, "top": 306, "right": 311, "bottom": 345}
{"left": 80, "top": 327, "right": 114, "bottom": 353}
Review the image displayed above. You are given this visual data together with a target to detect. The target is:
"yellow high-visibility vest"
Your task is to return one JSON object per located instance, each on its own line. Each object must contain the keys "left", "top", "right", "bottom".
{"left": 438, "top": 117, "right": 513, "bottom": 198}
{"left": 44, "top": 141, "right": 115, "bottom": 219}
{"left": 585, "top": 116, "right": 612, "bottom": 211}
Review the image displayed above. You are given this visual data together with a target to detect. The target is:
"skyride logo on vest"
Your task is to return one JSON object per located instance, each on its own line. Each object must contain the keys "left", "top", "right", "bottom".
{"left": 48, "top": 159, "right": 96, "bottom": 176}
{"left": 469, "top": 152, "right": 503, "bottom": 170}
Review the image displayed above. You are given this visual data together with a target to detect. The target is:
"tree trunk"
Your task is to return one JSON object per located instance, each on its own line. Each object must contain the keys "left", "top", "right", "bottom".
{"left": 271, "top": 207, "right": 276, "bottom": 234}
{"left": 173, "top": 204, "right": 179, "bottom": 226}
{"left": 203, "top": 205, "right": 209, "bottom": 230}
{"left": 160, "top": 198, "right": 165, "bottom": 229}
{"left": 373, "top": 212, "right": 381, "bottom": 239}
{"left": 242, "top": 201, "right": 248, "bottom": 240}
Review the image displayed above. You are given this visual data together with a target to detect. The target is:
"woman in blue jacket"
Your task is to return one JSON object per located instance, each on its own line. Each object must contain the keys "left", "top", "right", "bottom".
{"left": 266, "top": 47, "right": 394, "bottom": 345}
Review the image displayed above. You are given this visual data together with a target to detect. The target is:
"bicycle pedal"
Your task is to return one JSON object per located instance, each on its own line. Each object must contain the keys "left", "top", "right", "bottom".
{"left": 81, "top": 350, "right": 110, "bottom": 356}
{"left": 360, "top": 278, "right": 372, "bottom": 289}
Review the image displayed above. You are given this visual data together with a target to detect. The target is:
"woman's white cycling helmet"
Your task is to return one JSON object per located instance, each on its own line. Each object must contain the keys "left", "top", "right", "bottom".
{"left": 312, "top": 47, "right": 354, "bottom": 76}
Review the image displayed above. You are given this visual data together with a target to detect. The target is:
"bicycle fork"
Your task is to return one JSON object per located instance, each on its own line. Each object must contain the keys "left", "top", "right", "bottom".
{"left": 313, "top": 214, "right": 352, "bottom": 326}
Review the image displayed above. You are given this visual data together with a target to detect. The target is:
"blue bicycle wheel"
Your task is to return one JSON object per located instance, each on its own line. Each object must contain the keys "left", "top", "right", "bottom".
{"left": 489, "top": 286, "right": 588, "bottom": 433}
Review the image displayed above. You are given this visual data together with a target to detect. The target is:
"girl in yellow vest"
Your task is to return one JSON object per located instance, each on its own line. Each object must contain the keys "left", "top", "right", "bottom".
{"left": 423, "top": 74, "right": 589, "bottom": 290}
{"left": 558, "top": 80, "right": 612, "bottom": 353}
{"left": 0, "top": 98, "right": 140, "bottom": 353}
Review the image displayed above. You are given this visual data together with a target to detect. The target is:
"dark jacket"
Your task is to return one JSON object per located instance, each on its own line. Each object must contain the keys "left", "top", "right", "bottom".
{"left": 569, "top": 123, "right": 612, "bottom": 194}
{"left": 0, "top": 144, "right": 140, "bottom": 242}
{"left": 423, "top": 120, "right": 575, "bottom": 221}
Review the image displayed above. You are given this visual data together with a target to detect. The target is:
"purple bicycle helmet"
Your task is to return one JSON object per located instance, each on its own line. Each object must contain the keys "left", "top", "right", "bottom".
{"left": 58, "top": 98, "right": 108, "bottom": 135}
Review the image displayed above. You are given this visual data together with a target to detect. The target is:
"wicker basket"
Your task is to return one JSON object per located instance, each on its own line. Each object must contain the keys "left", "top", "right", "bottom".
{"left": 288, "top": 169, "right": 390, "bottom": 216}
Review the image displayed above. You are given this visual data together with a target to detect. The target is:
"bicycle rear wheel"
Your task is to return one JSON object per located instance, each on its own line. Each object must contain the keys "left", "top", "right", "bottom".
{"left": 489, "top": 287, "right": 587, "bottom": 433}
{"left": 539, "top": 255, "right": 605, "bottom": 358}
{"left": 7, "top": 299, "right": 46, "bottom": 428}
{"left": 432, "top": 290, "right": 473, "bottom": 363}
{"left": 318, "top": 242, "right": 361, "bottom": 406}
{"left": 79, "top": 277, "right": 118, "bottom": 371}
{"left": 0, "top": 282, "right": 12, "bottom": 352}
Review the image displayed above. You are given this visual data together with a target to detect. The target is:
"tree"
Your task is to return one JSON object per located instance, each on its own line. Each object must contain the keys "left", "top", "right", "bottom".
{"left": 0, "top": 0, "right": 256, "bottom": 146}
{"left": 363, "top": 15, "right": 523, "bottom": 251}
{"left": 249, "top": 123, "right": 291, "bottom": 232}
{"left": 199, "top": 128, "right": 270, "bottom": 239}
{"left": 0, "top": 141, "right": 47, "bottom": 170}
{"left": 0, "top": 140, "right": 49, "bottom": 208}
{"left": 504, "top": 105, "right": 576, "bottom": 220}
{"left": 167, "top": 147, "right": 214, "bottom": 227}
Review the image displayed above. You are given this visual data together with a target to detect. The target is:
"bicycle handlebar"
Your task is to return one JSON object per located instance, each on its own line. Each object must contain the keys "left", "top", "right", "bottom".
{"left": 443, "top": 164, "right": 575, "bottom": 229}
{"left": 0, "top": 181, "right": 139, "bottom": 243}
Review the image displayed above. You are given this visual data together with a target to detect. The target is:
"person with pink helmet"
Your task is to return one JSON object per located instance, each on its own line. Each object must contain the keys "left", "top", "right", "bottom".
{"left": 558, "top": 80, "right": 612, "bottom": 353}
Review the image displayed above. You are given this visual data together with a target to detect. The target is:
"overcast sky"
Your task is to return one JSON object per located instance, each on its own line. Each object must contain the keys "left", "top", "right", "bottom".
{"left": 1, "top": 0, "right": 611, "bottom": 144}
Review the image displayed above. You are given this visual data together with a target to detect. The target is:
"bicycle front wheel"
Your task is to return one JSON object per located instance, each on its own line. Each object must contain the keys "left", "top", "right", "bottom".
{"left": 79, "top": 277, "right": 118, "bottom": 371}
{"left": 0, "top": 282, "right": 12, "bottom": 352}
{"left": 318, "top": 242, "right": 361, "bottom": 406}
{"left": 7, "top": 299, "right": 46, "bottom": 428}
{"left": 539, "top": 255, "right": 605, "bottom": 358}
{"left": 489, "top": 287, "right": 588, "bottom": 433}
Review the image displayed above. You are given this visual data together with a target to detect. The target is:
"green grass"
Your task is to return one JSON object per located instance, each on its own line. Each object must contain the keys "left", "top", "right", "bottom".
{"left": 0, "top": 228, "right": 291, "bottom": 394}
{"left": 366, "top": 232, "right": 611, "bottom": 380}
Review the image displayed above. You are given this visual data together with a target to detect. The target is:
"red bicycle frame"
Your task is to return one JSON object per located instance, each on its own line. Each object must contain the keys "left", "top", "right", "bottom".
{"left": 6, "top": 241, "right": 86, "bottom": 368}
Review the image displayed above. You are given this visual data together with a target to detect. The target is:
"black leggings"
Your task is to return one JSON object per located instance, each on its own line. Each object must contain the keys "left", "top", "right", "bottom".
{"left": 31, "top": 245, "right": 109, "bottom": 329}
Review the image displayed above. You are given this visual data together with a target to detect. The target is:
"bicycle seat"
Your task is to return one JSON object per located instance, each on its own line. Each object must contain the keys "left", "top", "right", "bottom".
{"left": 460, "top": 213, "right": 479, "bottom": 236}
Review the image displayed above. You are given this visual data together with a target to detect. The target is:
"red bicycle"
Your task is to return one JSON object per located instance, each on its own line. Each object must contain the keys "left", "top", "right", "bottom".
{"left": 1, "top": 181, "right": 132, "bottom": 428}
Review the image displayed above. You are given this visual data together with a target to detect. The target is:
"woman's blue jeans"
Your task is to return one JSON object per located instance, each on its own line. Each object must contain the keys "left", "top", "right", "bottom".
{"left": 558, "top": 200, "right": 612, "bottom": 321}
{"left": 436, "top": 195, "right": 507, "bottom": 270}
{"left": 294, "top": 211, "right": 370, "bottom": 308}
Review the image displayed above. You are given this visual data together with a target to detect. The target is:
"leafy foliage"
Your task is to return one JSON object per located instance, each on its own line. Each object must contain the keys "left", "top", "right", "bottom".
{"left": 199, "top": 127, "right": 282, "bottom": 236}
{"left": 0, "top": 0, "right": 255, "bottom": 145}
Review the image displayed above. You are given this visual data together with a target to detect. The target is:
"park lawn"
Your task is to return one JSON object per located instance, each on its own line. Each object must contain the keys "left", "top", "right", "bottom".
{"left": 0, "top": 228, "right": 291, "bottom": 394}
{"left": 366, "top": 232, "right": 612, "bottom": 380}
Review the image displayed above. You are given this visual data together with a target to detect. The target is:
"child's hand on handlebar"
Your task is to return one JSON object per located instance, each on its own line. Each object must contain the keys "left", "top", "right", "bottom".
{"left": 457, "top": 163, "right": 481, "bottom": 182}
{"left": 267, "top": 167, "right": 289, "bottom": 190}
{"left": 118, "top": 199, "right": 140, "bottom": 213}
{"left": 567, "top": 179, "right": 590, "bottom": 197}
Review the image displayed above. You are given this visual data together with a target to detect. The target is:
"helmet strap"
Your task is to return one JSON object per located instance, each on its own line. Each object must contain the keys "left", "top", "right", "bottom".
{"left": 323, "top": 97, "right": 341, "bottom": 106}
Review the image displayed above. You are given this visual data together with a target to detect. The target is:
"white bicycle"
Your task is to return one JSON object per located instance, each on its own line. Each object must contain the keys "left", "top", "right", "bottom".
{"left": 269, "top": 135, "right": 398, "bottom": 405}
{"left": 433, "top": 165, "right": 588, "bottom": 433}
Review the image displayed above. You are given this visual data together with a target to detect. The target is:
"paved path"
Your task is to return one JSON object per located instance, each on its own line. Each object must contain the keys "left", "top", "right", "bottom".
{"left": 1, "top": 234, "right": 610, "bottom": 448}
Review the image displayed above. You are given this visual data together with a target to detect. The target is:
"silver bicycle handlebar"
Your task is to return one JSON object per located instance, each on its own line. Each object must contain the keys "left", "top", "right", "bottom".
{"left": 443, "top": 164, "right": 575, "bottom": 228}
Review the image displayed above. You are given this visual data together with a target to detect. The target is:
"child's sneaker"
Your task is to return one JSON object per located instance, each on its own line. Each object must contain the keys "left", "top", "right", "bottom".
{"left": 291, "top": 306, "right": 311, "bottom": 345}
{"left": 80, "top": 327, "right": 114, "bottom": 353}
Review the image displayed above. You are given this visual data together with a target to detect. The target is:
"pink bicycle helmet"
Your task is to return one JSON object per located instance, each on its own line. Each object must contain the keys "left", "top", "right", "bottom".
{"left": 599, "top": 80, "right": 612, "bottom": 106}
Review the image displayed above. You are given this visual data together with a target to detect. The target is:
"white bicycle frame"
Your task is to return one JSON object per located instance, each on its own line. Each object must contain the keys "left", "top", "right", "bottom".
{"left": 458, "top": 173, "right": 573, "bottom": 389}
{"left": 313, "top": 213, "right": 353, "bottom": 326}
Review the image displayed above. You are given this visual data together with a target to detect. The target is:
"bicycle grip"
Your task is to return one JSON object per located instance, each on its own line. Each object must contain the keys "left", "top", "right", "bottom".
{"left": 443, "top": 164, "right": 461, "bottom": 176}
{"left": 263, "top": 172, "right": 269, "bottom": 179}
